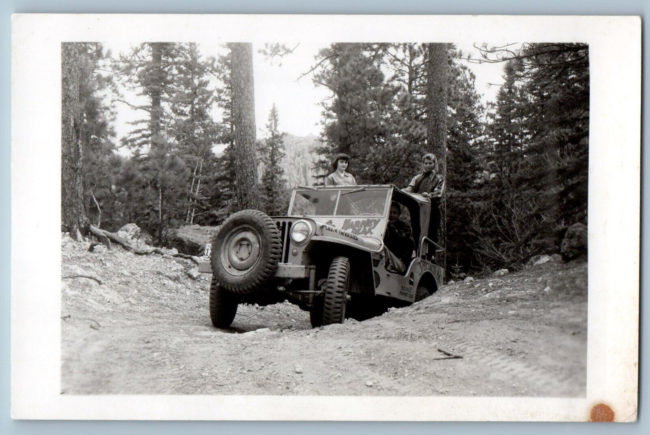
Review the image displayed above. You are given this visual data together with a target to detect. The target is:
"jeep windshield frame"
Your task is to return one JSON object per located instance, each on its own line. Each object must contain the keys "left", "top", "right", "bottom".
{"left": 288, "top": 186, "right": 392, "bottom": 218}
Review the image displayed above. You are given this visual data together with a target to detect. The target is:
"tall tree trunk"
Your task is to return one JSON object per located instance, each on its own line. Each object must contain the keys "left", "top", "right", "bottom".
{"left": 229, "top": 42, "right": 260, "bottom": 210}
{"left": 149, "top": 43, "right": 164, "bottom": 147}
{"left": 61, "top": 43, "right": 89, "bottom": 240}
{"left": 158, "top": 185, "right": 163, "bottom": 244}
{"left": 186, "top": 160, "right": 199, "bottom": 223}
{"left": 425, "top": 43, "right": 449, "bottom": 271}
{"left": 425, "top": 43, "right": 449, "bottom": 175}
{"left": 190, "top": 159, "right": 203, "bottom": 224}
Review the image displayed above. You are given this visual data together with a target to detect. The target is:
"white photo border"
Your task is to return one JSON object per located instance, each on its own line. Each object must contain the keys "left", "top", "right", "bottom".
{"left": 10, "top": 14, "right": 640, "bottom": 421}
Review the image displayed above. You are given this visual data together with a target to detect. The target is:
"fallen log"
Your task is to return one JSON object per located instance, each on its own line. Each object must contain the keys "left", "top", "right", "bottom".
{"left": 88, "top": 225, "right": 111, "bottom": 249}
{"left": 88, "top": 225, "right": 198, "bottom": 262}
{"left": 89, "top": 225, "right": 154, "bottom": 254}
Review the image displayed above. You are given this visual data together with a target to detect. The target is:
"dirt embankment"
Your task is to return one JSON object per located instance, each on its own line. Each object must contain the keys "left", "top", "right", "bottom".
{"left": 61, "top": 235, "right": 587, "bottom": 396}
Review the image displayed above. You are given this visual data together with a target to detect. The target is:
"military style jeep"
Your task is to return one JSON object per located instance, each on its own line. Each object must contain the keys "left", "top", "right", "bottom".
{"left": 202, "top": 185, "right": 444, "bottom": 328}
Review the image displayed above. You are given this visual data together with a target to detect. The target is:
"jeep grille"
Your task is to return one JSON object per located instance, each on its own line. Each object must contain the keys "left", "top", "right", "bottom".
{"left": 275, "top": 219, "right": 293, "bottom": 263}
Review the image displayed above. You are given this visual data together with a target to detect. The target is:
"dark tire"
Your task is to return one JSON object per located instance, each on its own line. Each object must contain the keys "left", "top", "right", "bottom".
{"left": 415, "top": 285, "right": 431, "bottom": 301}
{"left": 210, "top": 209, "right": 282, "bottom": 295}
{"left": 309, "top": 296, "right": 324, "bottom": 328}
{"left": 209, "top": 276, "right": 238, "bottom": 328}
{"left": 322, "top": 256, "right": 350, "bottom": 325}
{"left": 415, "top": 276, "right": 437, "bottom": 301}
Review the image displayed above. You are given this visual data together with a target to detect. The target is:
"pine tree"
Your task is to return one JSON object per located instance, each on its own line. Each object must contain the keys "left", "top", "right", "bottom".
{"left": 312, "top": 43, "right": 398, "bottom": 184}
{"left": 118, "top": 43, "right": 188, "bottom": 243}
{"left": 78, "top": 44, "right": 120, "bottom": 230}
{"left": 61, "top": 43, "right": 90, "bottom": 239}
{"left": 167, "top": 43, "right": 219, "bottom": 224}
{"left": 228, "top": 42, "right": 261, "bottom": 210}
{"left": 259, "top": 105, "right": 288, "bottom": 215}
{"left": 444, "top": 50, "right": 488, "bottom": 273}
{"left": 469, "top": 43, "right": 589, "bottom": 269}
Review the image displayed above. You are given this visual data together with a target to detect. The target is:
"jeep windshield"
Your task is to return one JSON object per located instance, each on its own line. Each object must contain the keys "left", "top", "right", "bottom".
{"left": 289, "top": 187, "right": 390, "bottom": 217}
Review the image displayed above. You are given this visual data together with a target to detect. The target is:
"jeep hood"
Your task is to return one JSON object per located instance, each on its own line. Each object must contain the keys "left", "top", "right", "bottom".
{"left": 309, "top": 217, "right": 386, "bottom": 252}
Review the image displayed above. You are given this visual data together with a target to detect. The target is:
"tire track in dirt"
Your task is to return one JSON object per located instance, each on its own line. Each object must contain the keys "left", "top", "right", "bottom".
{"left": 438, "top": 336, "right": 585, "bottom": 396}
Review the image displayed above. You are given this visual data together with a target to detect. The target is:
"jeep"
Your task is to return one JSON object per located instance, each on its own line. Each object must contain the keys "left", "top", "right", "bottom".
{"left": 202, "top": 185, "right": 444, "bottom": 328}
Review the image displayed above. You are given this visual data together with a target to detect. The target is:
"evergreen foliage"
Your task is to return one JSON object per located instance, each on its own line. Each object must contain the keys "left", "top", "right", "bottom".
{"left": 258, "top": 105, "right": 288, "bottom": 215}
{"left": 467, "top": 43, "right": 589, "bottom": 270}
{"left": 62, "top": 43, "right": 120, "bottom": 235}
{"left": 60, "top": 41, "right": 588, "bottom": 277}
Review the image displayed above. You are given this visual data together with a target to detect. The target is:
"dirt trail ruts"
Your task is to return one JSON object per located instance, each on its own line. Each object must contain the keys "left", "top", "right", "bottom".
{"left": 61, "top": 237, "right": 587, "bottom": 396}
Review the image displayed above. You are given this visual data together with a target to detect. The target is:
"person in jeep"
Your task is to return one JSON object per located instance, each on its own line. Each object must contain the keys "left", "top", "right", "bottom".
{"left": 324, "top": 153, "right": 356, "bottom": 186}
{"left": 405, "top": 152, "right": 445, "bottom": 242}
{"left": 404, "top": 152, "right": 445, "bottom": 197}
{"left": 384, "top": 202, "right": 414, "bottom": 273}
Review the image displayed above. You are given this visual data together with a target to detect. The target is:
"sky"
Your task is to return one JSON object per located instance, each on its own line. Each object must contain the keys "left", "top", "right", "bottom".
{"left": 253, "top": 42, "right": 506, "bottom": 138}
{"left": 108, "top": 42, "right": 507, "bottom": 148}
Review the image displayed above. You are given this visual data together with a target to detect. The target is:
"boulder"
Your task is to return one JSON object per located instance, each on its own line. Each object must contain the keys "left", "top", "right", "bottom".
{"left": 117, "top": 223, "right": 141, "bottom": 241}
{"left": 561, "top": 223, "right": 587, "bottom": 261}
{"left": 463, "top": 276, "right": 474, "bottom": 283}
{"left": 167, "top": 224, "right": 220, "bottom": 256}
{"left": 493, "top": 268, "right": 509, "bottom": 277}
{"left": 528, "top": 254, "right": 552, "bottom": 267}
{"left": 186, "top": 268, "right": 201, "bottom": 280}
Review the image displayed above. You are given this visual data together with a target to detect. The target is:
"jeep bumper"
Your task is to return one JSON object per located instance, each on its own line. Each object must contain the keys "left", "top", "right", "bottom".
{"left": 198, "top": 261, "right": 312, "bottom": 280}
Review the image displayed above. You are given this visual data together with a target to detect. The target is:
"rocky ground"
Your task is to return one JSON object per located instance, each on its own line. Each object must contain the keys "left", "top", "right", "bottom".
{"left": 61, "top": 235, "right": 587, "bottom": 396}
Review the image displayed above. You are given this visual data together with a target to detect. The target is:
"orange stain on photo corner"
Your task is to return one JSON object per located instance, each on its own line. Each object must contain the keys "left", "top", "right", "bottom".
{"left": 590, "top": 403, "right": 615, "bottom": 422}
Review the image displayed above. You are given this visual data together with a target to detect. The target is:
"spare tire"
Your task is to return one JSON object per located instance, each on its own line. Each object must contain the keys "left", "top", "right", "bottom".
{"left": 210, "top": 209, "right": 282, "bottom": 295}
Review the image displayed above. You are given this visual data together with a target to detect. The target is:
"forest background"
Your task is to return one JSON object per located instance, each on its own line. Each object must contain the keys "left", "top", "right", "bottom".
{"left": 60, "top": 41, "right": 589, "bottom": 276}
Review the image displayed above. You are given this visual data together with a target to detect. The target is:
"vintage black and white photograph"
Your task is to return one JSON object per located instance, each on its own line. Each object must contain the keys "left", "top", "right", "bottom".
{"left": 60, "top": 38, "right": 590, "bottom": 396}
{"left": 12, "top": 15, "right": 640, "bottom": 421}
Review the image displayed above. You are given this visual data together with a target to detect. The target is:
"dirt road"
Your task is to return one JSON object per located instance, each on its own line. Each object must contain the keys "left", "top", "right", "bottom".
{"left": 61, "top": 237, "right": 587, "bottom": 396}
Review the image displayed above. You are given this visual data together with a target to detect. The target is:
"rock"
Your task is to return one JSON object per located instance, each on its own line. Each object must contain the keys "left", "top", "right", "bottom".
{"left": 249, "top": 327, "right": 270, "bottom": 335}
{"left": 493, "top": 269, "right": 509, "bottom": 277}
{"left": 294, "top": 365, "right": 303, "bottom": 374}
{"left": 139, "top": 230, "right": 154, "bottom": 245}
{"left": 365, "top": 380, "right": 374, "bottom": 387}
{"left": 186, "top": 268, "right": 200, "bottom": 280}
{"left": 167, "top": 225, "right": 220, "bottom": 256}
{"left": 528, "top": 254, "right": 552, "bottom": 266}
{"left": 463, "top": 276, "right": 474, "bottom": 283}
{"left": 117, "top": 223, "right": 141, "bottom": 240}
{"left": 543, "top": 286, "right": 551, "bottom": 293}
{"left": 448, "top": 280, "right": 455, "bottom": 285}
{"left": 88, "top": 243, "right": 107, "bottom": 254}
{"left": 561, "top": 223, "right": 587, "bottom": 261}
{"left": 551, "top": 254, "right": 562, "bottom": 262}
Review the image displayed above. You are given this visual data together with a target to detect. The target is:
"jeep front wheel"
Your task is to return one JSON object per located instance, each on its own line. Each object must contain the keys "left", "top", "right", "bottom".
{"left": 210, "top": 209, "right": 282, "bottom": 295}
{"left": 209, "top": 276, "right": 238, "bottom": 328}
{"left": 322, "top": 256, "right": 350, "bottom": 325}
{"left": 309, "top": 296, "right": 324, "bottom": 327}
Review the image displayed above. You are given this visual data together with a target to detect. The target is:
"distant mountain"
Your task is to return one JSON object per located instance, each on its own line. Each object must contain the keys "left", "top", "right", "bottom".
{"left": 280, "top": 134, "right": 324, "bottom": 188}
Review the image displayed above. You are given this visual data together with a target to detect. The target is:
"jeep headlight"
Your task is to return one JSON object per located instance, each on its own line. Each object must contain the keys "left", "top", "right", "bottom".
{"left": 290, "top": 220, "right": 313, "bottom": 245}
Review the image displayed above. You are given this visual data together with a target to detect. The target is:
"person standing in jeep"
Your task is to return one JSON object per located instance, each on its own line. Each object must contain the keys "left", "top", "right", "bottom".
{"left": 404, "top": 153, "right": 445, "bottom": 197}
{"left": 405, "top": 153, "right": 445, "bottom": 242}
{"left": 324, "top": 153, "right": 356, "bottom": 186}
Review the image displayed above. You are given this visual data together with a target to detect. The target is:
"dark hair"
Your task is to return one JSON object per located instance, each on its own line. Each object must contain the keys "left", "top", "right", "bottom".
{"left": 331, "top": 153, "right": 351, "bottom": 170}
{"left": 422, "top": 153, "right": 436, "bottom": 162}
